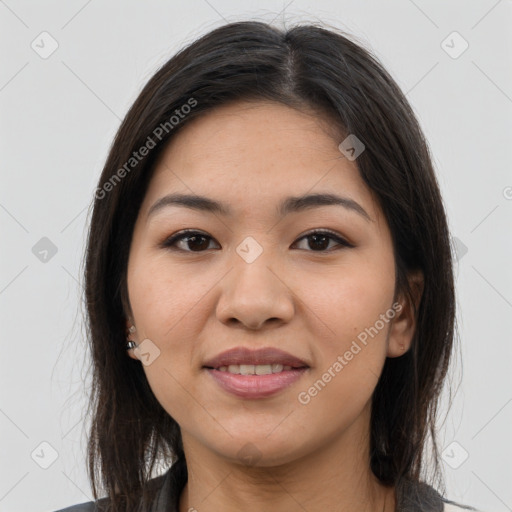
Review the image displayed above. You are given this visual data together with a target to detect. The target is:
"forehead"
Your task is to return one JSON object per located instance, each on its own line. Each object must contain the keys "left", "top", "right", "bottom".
{"left": 140, "top": 100, "right": 377, "bottom": 221}
{"left": 155, "top": 100, "right": 343, "bottom": 170}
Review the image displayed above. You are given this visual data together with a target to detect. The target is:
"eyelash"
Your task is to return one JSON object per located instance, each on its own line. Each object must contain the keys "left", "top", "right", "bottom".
{"left": 160, "top": 229, "right": 353, "bottom": 253}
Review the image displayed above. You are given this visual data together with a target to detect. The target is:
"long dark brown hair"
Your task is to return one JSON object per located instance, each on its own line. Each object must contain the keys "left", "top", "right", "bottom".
{"left": 82, "top": 19, "right": 457, "bottom": 510}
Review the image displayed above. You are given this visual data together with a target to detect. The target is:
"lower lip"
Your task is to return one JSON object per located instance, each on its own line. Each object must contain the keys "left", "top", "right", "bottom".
{"left": 205, "top": 368, "right": 309, "bottom": 399}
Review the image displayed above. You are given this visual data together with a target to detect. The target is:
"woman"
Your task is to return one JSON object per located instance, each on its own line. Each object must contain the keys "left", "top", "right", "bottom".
{"left": 55, "top": 20, "right": 482, "bottom": 512}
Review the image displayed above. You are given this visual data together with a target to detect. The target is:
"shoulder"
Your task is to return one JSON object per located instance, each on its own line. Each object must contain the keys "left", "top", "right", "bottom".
{"left": 442, "top": 499, "right": 486, "bottom": 512}
{"left": 52, "top": 495, "right": 110, "bottom": 512}
{"left": 52, "top": 467, "right": 174, "bottom": 512}
{"left": 52, "top": 501, "right": 103, "bottom": 512}
{"left": 398, "top": 476, "right": 484, "bottom": 512}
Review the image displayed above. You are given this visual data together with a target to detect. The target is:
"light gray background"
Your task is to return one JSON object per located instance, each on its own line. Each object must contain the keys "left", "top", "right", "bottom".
{"left": 1, "top": 1, "right": 511, "bottom": 511}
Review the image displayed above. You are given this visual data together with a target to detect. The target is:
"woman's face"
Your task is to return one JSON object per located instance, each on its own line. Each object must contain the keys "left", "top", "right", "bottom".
{"left": 126, "top": 100, "right": 417, "bottom": 468}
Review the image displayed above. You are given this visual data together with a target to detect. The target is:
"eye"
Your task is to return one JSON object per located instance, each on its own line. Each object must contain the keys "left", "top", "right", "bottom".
{"left": 160, "top": 230, "right": 219, "bottom": 252}
{"left": 160, "top": 229, "right": 352, "bottom": 253}
{"left": 292, "top": 229, "right": 353, "bottom": 252}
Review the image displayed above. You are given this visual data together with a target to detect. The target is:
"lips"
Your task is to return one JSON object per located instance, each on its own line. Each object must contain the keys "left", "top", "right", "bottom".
{"left": 202, "top": 346, "right": 309, "bottom": 370}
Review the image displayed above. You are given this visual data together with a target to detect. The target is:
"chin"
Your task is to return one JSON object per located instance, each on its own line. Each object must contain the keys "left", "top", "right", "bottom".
{"left": 211, "top": 436, "right": 307, "bottom": 469}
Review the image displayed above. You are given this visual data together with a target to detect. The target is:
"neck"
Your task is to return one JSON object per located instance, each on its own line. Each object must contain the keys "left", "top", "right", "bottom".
{"left": 178, "top": 402, "right": 396, "bottom": 512}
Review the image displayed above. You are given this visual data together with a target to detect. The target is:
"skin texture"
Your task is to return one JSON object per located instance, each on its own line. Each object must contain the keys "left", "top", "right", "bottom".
{"left": 125, "top": 100, "right": 424, "bottom": 512}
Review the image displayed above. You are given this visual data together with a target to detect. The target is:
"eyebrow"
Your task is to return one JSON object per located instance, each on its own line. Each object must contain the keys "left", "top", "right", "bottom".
{"left": 147, "top": 192, "right": 373, "bottom": 222}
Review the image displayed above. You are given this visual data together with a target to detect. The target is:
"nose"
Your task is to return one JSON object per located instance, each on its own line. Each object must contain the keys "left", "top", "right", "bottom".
{"left": 215, "top": 249, "right": 295, "bottom": 330}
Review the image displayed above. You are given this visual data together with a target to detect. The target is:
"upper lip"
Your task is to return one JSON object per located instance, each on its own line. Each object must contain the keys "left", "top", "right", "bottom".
{"left": 203, "top": 347, "right": 309, "bottom": 369}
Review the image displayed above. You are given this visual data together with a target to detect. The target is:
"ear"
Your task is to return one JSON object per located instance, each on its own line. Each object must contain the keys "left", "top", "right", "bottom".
{"left": 125, "top": 318, "right": 140, "bottom": 361}
{"left": 125, "top": 318, "right": 134, "bottom": 334}
{"left": 386, "top": 269, "right": 424, "bottom": 358}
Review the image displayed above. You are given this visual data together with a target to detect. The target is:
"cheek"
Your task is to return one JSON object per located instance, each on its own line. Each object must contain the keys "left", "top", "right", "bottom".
{"left": 127, "top": 254, "right": 211, "bottom": 338}
{"left": 302, "top": 261, "right": 395, "bottom": 337}
{"left": 127, "top": 255, "right": 213, "bottom": 411}
{"left": 295, "top": 277, "right": 394, "bottom": 427}
{"left": 299, "top": 260, "right": 395, "bottom": 399}
{"left": 143, "top": 361, "right": 193, "bottom": 422}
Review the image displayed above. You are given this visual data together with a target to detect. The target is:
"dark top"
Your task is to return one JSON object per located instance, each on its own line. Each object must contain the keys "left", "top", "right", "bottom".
{"left": 53, "top": 459, "right": 480, "bottom": 512}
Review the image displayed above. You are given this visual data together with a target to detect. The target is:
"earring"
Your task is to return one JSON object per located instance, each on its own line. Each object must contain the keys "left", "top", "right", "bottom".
{"left": 126, "top": 324, "right": 138, "bottom": 350}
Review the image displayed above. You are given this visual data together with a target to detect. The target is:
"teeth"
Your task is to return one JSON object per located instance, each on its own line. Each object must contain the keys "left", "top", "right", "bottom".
{"left": 217, "top": 364, "right": 294, "bottom": 375}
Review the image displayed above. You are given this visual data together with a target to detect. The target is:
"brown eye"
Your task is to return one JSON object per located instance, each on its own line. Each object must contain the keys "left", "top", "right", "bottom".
{"left": 161, "top": 231, "right": 218, "bottom": 252}
{"left": 293, "top": 230, "right": 353, "bottom": 252}
{"left": 161, "top": 229, "right": 352, "bottom": 253}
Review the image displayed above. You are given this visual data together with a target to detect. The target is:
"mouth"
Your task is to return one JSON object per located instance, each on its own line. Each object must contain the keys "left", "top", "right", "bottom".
{"left": 202, "top": 346, "right": 310, "bottom": 373}
{"left": 202, "top": 346, "right": 310, "bottom": 399}
{"left": 204, "top": 366, "right": 309, "bottom": 399}
{"left": 203, "top": 363, "right": 308, "bottom": 374}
